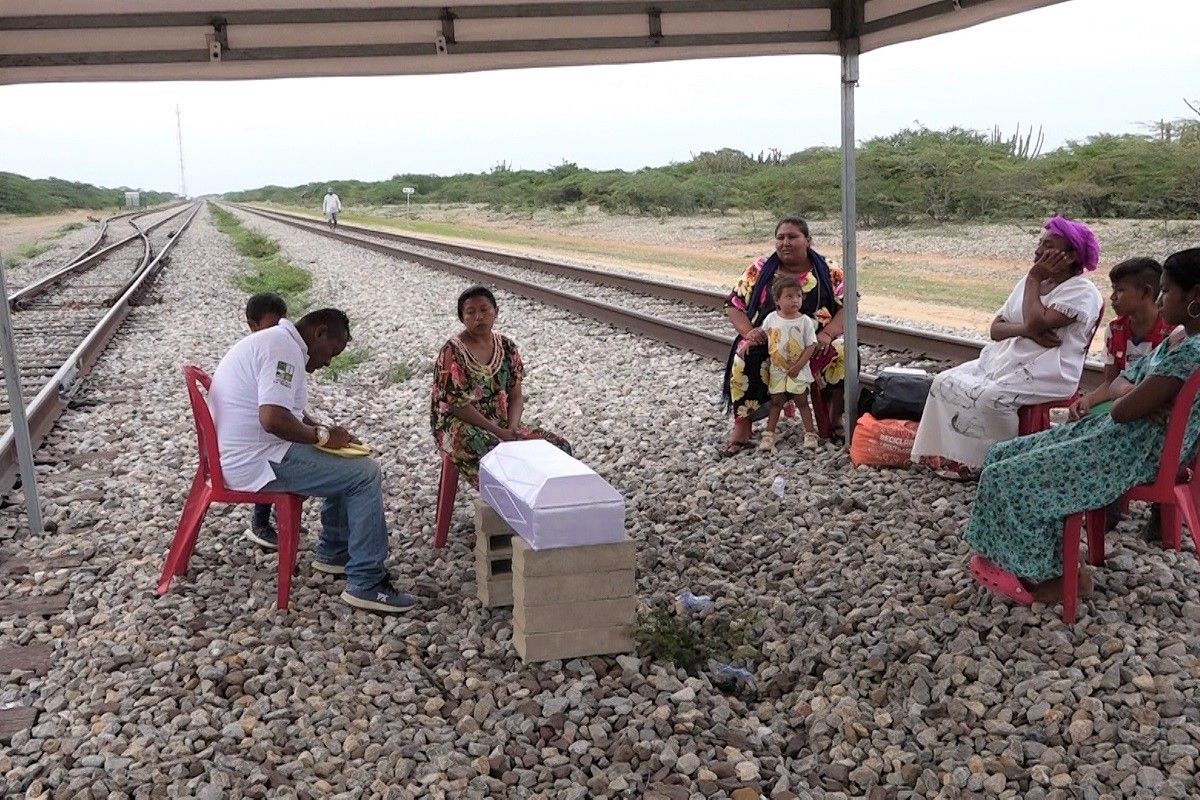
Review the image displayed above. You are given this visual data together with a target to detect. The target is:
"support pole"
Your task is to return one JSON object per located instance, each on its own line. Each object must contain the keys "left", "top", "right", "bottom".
{"left": 0, "top": 257, "right": 44, "bottom": 535}
{"left": 840, "top": 41, "right": 860, "bottom": 446}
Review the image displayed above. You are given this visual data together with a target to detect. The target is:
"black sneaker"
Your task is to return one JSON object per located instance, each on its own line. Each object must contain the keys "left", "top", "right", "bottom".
{"left": 243, "top": 524, "right": 278, "bottom": 551}
{"left": 340, "top": 579, "right": 417, "bottom": 614}
{"left": 312, "top": 559, "right": 347, "bottom": 576}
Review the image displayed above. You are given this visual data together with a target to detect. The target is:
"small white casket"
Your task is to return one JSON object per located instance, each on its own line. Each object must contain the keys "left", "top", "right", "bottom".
{"left": 479, "top": 439, "right": 626, "bottom": 550}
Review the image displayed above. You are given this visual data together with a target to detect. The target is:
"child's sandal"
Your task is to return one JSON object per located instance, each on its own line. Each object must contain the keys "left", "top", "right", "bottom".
{"left": 758, "top": 431, "right": 777, "bottom": 451}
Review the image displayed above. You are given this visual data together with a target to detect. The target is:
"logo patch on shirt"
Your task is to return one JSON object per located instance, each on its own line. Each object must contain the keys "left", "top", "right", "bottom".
{"left": 274, "top": 361, "right": 295, "bottom": 387}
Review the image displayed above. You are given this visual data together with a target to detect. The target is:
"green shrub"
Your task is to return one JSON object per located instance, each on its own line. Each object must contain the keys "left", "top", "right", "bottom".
{"left": 386, "top": 361, "right": 416, "bottom": 384}
{"left": 0, "top": 171, "right": 174, "bottom": 215}
{"left": 212, "top": 202, "right": 312, "bottom": 312}
{"left": 635, "top": 603, "right": 758, "bottom": 676}
{"left": 324, "top": 347, "right": 371, "bottom": 382}
{"left": 221, "top": 122, "right": 1200, "bottom": 223}
{"left": 3, "top": 240, "right": 54, "bottom": 268}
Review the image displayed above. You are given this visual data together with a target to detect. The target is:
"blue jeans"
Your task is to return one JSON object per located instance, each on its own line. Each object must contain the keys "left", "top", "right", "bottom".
{"left": 262, "top": 444, "right": 388, "bottom": 592}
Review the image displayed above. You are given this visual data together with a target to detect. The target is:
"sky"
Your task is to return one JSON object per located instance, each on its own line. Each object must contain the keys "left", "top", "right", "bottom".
{"left": 1, "top": 0, "right": 1196, "bottom": 197}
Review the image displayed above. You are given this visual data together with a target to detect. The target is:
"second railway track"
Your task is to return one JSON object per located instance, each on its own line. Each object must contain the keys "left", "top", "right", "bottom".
{"left": 231, "top": 203, "right": 1104, "bottom": 386}
{"left": 0, "top": 202, "right": 203, "bottom": 493}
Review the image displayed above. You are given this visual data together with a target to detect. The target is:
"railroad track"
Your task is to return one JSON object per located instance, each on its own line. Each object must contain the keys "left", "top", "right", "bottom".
{"left": 10, "top": 203, "right": 192, "bottom": 308}
{"left": 0, "top": 202, "right": 202, "bottom": 494}
{"left": 234, "top": 203, "right": 1105, "bottom": 388}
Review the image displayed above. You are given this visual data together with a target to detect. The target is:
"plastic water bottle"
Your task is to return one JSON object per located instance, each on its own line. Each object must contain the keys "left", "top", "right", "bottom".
{"left": 771, "top": 477, "right": 786, "bottom": 498}
{"left": 676, "top": 590, "right": 713, "bottom": 613}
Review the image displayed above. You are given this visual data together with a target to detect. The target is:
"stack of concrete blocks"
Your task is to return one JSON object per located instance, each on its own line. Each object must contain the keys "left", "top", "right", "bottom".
{"left": 511, "top": 534, "right": 636, "bottom": 663}
{"left": 474, "top": 499, "right": 514, "bottom": 607}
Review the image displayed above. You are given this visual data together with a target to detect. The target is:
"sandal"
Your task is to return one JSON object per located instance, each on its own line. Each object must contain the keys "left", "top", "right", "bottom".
{"left": 969, "top": 555, "right": 1034, "bottom": 607}
{"left": 719, "top": 439, "right": 751, "bottom": 458}
{"left": 803, "top": 432, "right": 819, "bottom": 450}
{"left": 758, "top": 432, "right": 777, "bottom": 452}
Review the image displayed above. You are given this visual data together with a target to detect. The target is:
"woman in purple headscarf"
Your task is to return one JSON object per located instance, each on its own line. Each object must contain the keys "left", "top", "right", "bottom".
{"left": 911, "top": 217, "right": 1105, "bottom": 477}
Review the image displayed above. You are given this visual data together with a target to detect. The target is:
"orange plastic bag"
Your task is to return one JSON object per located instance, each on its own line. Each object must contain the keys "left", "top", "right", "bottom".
{"left": 850, "top": 413, "right": 920, "bottom": 468}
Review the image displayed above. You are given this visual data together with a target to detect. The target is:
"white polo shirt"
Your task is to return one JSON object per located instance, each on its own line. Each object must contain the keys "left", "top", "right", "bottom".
{"left": 209, "top": 319, "right": 309, "bottom": 491}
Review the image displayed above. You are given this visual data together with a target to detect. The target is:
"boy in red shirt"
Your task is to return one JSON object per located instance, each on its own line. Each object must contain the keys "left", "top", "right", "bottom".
{"left": 1069, "top": 257, "right": 1170, "bottom": 419}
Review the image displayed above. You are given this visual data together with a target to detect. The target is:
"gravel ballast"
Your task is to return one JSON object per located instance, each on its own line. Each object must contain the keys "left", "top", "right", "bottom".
{"left": 0, "top": 205, "right": 1197, "bottom": 799}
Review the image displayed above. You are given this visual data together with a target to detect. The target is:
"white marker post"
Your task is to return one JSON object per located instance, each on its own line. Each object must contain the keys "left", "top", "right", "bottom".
{"left": 402, "top": 186, "right": 415, "bottom": 214}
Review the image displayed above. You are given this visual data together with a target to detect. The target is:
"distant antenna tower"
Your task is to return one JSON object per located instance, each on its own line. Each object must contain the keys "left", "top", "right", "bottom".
{"left": 175, "top": 104, "right": 188, "bottom": 198}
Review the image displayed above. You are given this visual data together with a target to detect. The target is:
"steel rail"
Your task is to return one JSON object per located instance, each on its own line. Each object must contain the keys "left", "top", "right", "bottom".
{"left": 0, "top": 202, "right": 202, "bottom": 494}
{"left": 60, "top": 202, "right": 184, "bottom": 271}
{"left": 9, "top": 203, "right": 193, "bottom": 308}
{"left": 238, "top": 204, "right": 719, "bottom": 307}
{"left": 227, "top": 202, "right": 731, "bottom": 359}
{"left": 239, "top": 203, "right": 1103, "bottom": 386}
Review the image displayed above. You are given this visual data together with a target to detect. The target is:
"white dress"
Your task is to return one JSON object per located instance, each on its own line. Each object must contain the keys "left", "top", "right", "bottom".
{"left": 761, "top": 311, "right": 817, "bottom": 395}
{"left": 911, "top": 275, "right": 1104, "bottom": 469}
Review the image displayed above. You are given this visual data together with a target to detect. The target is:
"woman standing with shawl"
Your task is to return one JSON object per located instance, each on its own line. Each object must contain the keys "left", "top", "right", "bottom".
{"left": 911, "top": 217, "right": 1105, "bottom": 477}
{"left": 720, "top": 218, "right": 847, "bottom": 456}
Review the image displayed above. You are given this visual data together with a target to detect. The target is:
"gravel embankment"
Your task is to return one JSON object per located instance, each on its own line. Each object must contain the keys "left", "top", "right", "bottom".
{"left": 0, "top": 204, "right": 1197, "bottom": 799}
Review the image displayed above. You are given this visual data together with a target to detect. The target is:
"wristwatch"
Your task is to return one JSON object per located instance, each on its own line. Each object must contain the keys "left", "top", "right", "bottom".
{"left": 314, "top": 426, "right": 330, "bottom": 447}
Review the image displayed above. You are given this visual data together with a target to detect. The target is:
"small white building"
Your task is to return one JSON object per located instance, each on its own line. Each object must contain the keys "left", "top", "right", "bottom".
{"left": 124, "top": 191, "right": 140, "bottom": 208}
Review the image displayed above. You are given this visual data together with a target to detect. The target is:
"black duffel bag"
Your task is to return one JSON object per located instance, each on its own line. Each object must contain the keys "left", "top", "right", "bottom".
{"left": 871, "top": 371, "right": 933, "bottom": 422}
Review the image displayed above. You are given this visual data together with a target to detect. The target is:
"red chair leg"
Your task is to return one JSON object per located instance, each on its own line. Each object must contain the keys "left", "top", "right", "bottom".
{"left": 1174, "top": 486, "right": 1200, "bottom": 561}
{"left": 1061, "top": 514, "right": 1082, "bottom": 624}
{"left": 275, "top": 495, "right": 302, "bottom": 610}
{"left": 811, "top": 389, "right": 832, "bottom": 439}
{"left": 158, "top": 477, "right": 212, "bottom": 595}
{"left": 434, "top": 455, "right": 459, "bottom": 549}
{"left": 1159, "top": 501, "right": 1182, "bottom": 551}
{"left": 1085, "top": 508, "right": 1107, "bottom": 567}
{"left": 175, "top": 469, "right": 215, "bottom": 573}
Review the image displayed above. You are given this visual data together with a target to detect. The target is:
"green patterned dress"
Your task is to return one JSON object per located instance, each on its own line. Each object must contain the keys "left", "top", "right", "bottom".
{"left": 964, "top": 334, "right": 1200, "bottom": 581}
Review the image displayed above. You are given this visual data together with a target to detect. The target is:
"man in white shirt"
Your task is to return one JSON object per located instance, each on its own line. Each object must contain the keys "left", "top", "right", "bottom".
{"left": 322, "top": 189, "right": 341, "bottom": 229}
{"left": 209, "top": 307, "right": 415, "bottom": 613}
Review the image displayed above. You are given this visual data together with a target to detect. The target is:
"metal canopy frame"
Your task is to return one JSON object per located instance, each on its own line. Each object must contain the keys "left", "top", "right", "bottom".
{"left": 0, "top": 1, "right": 1065, "bottom": 83}
{"left": 0, "top": 0, "right": 1070, "bottom": 535}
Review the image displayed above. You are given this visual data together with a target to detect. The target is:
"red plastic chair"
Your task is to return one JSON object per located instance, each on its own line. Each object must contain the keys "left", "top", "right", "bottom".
{"left": 1059, "top": 367, "right": 1200, "bottom": 622}
{"left": 1058, "top": 509, "right": 1109, "bottom": 623}
{"left": 1019, "top": 317, "right": 1103, "bottom": 436}
{"left": 1018, "top": 393, "right": 1079, "bottom": 435}
{"left": 810, "top": 388, "right": 832, "bottom": 439}
{"left": 157, "top": 365, "right": 305, "bottom": 610}
{"left": 434, "top": 453, "right": 459, "bottom": 548}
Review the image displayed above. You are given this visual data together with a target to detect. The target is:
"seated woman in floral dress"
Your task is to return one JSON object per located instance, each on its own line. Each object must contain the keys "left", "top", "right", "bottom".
{"left": 720, "top": 217, "right": 849, "bottom": 455}
{"left": 430, "top": 286, "right": 570, "bottom": 486}
{"left": 965, "top": 248, "right": 1200, "bottom": 607}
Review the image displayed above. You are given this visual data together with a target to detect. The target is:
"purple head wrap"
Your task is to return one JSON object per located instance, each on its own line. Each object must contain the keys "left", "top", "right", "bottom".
{"left": 1043, "top": 216, "right": 1101, "bottom": 272}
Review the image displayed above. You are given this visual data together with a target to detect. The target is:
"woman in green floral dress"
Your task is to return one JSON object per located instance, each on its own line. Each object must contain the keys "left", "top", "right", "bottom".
{"left": 965, "top": 248, "right": 1200, "bottom": 604}
{"left": 430, "top": 286, "right": 570, "bottom": 486}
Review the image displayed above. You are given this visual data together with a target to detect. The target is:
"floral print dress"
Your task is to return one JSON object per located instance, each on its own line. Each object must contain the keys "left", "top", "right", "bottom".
{"left": 964, "top": 334, "right": 1200, "bottom": 581}
{"left": 430, "top": 333, "right": 570, "bottom": 485}
{"left": 724, "top": 254, "right": 846, "bottom": 421}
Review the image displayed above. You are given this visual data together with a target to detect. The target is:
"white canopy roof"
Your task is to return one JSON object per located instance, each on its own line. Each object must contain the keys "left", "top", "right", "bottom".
{"left": 1, "top": 0, "right": 1066, "bottom": 85}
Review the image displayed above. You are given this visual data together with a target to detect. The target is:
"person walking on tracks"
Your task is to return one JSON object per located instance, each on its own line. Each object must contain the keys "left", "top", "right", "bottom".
{"left": 208, "top": 307, "right": 417, "bottom": 613}
{"left": 322, "top": 188, "right": 341, "bottom": 228}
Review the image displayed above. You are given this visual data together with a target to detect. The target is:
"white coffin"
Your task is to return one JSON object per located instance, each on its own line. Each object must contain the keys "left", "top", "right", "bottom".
{"left": 479, "top": 440, "right": 626, "bottom": 550}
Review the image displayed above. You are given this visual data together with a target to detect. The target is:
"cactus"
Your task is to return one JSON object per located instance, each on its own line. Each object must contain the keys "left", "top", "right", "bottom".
{"left": 990, "top": 123, "right": 1044, "bottom": 159}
